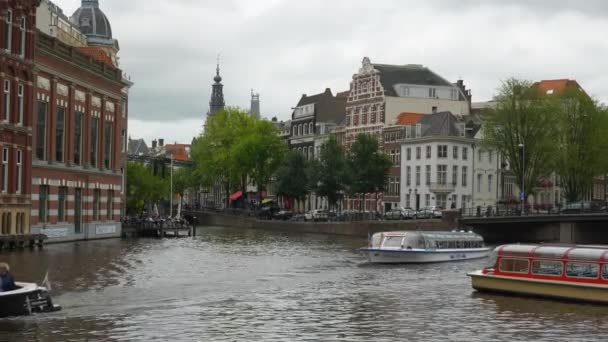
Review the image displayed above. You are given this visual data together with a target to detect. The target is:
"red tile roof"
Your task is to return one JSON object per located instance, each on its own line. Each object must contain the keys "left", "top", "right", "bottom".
{"left": 533, "top": 79, "right": 583, "bottom": 96}
{"left": 396, "top": 112, "right": 424, "bottom": 125}
{"left": 165, "top": 144, "right": 190, "bottom": 162}
{"left": 77, "top": 47, "right": 114, "bottom": 67}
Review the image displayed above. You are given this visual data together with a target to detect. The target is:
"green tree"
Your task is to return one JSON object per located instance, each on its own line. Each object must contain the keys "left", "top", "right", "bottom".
{"left": 275, "top": 151, "right": 310, "bottom": 208}
{"left": 190, "top": 108, "right": 255, "bottom": 209}
{"left": 126, "top": 162, "right": 169, "bottom": 214}
{"left": 348, "top": 134, "right": 392, "bottom": 210}
{"left": 482, "top": 79, "right": 559, "bottom": 201}
{"left": 309, "top": 136, "right": 349, "bottom": 211}
{"left": 554, "top": 89, "right": 608, "bottom": 201}
{"left": 232, "top": 119, "right": 287, "bottom": 202}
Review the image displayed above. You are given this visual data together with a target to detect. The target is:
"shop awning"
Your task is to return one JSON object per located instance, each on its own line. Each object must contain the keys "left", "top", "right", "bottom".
{"left": 229, "top": 191, "right": 243, "bottom": 201}
{"left": 262, "top": 198, "right": 274, "bottom": 204}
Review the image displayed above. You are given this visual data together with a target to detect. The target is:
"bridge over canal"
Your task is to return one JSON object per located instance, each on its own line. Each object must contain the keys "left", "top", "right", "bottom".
{"left": 459, "top": 213, "right": 608, "bottom": 244}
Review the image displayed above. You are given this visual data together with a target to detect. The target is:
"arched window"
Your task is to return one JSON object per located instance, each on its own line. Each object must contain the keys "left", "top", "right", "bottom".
{"left": 304, "top": 124, "right": 308, "bottom": 135}
{"left": 292, "top": 126, "right": 296, "bottom": 136}
{"left": 309, "top": 123, "right": 314, "bottom": 135}
{"left": 298, "top": 124, "right": 302, "bottom": 136}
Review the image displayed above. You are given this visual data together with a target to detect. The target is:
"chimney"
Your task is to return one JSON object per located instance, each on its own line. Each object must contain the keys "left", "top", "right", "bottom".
{"left": 152, "top": 140, "right": 157, "bottom": 149}
{"left": 159, "top": 139, "right": 164, "bottom": 147}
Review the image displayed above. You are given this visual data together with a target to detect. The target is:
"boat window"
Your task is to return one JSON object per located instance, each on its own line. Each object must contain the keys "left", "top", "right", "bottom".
{"left": 499, "top": 258, "right": 529, "bottom": 273}
{"left": 603, "top": 264, "right": 608, "bottom": 280}
{"left": 382, "top": 236, "right": 404, "bottom": 248}
{"left": 531, "top": 260, "right": 563, "bottom": 276}
{"left": 566, "top": 263, "right": 599, "bottom": 279}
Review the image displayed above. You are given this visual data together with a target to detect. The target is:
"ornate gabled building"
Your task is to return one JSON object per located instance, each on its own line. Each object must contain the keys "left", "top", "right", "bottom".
{"left": 208, "top": 63, "right": 225, "bottom": 117}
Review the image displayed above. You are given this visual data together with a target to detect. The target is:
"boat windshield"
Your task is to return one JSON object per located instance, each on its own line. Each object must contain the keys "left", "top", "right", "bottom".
{"left": 382, "top": 236, "right": 404, "bottom": 248}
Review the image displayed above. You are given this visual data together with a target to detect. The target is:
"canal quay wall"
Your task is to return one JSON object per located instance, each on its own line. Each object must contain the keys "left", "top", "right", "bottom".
{"left": 191, "top": 211, "right": 458, "bottom": 238}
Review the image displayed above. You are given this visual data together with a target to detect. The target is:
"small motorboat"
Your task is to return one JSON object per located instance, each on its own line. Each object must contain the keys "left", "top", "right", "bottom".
{"left": 0, "top": 282, "right": 61, "bottom": 318}
{"left": 360, "top": 230, "right": 491, "bottom": 264}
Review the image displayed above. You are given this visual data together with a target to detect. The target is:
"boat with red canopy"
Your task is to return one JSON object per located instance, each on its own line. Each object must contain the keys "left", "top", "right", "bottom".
{"left": 468, "top": 244, "right": 608, "bottom": 303}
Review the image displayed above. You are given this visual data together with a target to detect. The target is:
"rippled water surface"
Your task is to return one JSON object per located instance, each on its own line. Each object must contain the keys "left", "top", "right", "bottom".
{"left": 1, "top": 226, "right": 608, "bottom": 341}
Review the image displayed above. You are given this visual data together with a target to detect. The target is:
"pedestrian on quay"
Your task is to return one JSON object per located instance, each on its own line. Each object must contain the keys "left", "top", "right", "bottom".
{"left": 0, "top": 262, "right": 17, "bottom": 292}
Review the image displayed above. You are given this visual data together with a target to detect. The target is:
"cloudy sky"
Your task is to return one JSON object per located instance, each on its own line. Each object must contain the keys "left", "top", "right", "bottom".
{"left": 55, "top": 0, "right": 608, "bottom": 144}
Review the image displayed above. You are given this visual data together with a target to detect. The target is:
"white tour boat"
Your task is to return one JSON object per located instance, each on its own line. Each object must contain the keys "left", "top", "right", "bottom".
{"left": 360, "top": 230, "right": 491, "bottom": 264}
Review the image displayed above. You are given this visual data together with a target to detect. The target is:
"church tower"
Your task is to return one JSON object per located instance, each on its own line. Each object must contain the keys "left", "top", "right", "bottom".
{"left": 250, "top": 90, "right": 260, "bottom": 119}
{"left": 209, "top": 62, "right": 225, "bottom": 116}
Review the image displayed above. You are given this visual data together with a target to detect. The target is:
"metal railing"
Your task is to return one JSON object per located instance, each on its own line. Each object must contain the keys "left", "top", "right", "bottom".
{"left": 461, "top": 201, "right": 608, "bottom": 218}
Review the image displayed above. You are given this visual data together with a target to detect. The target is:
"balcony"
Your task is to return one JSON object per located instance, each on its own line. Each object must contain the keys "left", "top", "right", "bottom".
{"left": 429, "top": 182, "right": 456, "bottom": 193}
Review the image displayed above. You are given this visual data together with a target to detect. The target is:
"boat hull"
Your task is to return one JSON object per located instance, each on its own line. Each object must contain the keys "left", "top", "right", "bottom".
{"left": 0, "top": 283, "right": 61, "bottom": 318}
{"left": 468, "top": 270, "right": 608, "bottom": 304}
{"left": 360, "top": 248, "right": 491, "bottom": 264}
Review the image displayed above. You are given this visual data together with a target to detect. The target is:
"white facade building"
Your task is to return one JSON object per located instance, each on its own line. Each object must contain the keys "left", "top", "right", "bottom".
{"left": 400, "top": 112, "right": 499, "bottom": 210}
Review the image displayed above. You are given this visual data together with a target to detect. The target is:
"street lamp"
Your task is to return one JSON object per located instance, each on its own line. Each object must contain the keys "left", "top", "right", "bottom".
{"left": 519, "top": 143, "right": 525, "bottom": 215}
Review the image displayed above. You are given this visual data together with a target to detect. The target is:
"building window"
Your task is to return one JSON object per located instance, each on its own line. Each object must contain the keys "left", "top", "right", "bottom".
{"left": 416, "top": 166, "right": 421, "bottom": 186}
{"left": 39, "top": 185, "right": 49, "bottom": 223}
{"left": 104, "top": 122, "right": 113, "bottom": 169}
{"left": 406, "top": 166, "right": 411, "bottom": 186}
{"left": 406, "top": 148, "right": 411, "bottom": 161}
{"left": 425, "top": 194, "right": 431, "bottom": 207}
{"left": 91, "top": 117, "right": 99, "bottom": 168}
{"left": 425, "top": 165, "right": 431, "bottom": 186}
{"left": 396, "top": 149, "right": 401, "bottom": 165}
{"left": 298, "top": 124, "right": 302, "bottom": 136}
{"left": 15, "top": 150, "right": 22, "bottom": 194}
{"left": 56, "top": 106, "right": 65, "bottom": 163}
{"left": 74, "top": 112, "right": 83, "bottom": 165}
{"left": 437, "top": 145, "right": 448, "bottom": 158}
{"left": 405, "top": 125, "right": 411, "bottom": 139}
{"left": 437, "top": 165, "right": 447, "bottom": 185}
{"left": 1, "top": 148, "right": 7, "bottom": 193}
{"left": 16, "top": 84, "right": 24, "bottom": 125}
{"left": 18, "top": 17, "right": 25, "bottom": 57}
{"left": 452, "top": 166, "right": 458, "bottom": 186}
{"left": 453, "top": 146, "right": 459, "bottom": 159}
{"left": 292, "top": 126, "right": 296, "bottom": 136}
{"left": 452, "top": 194, "right": 458, "bottom": 208}
{"left": 304, "top": 124, "right": 308, "bottom": 135}
{"left": 121, "top": 129, "right": 127, "bottom": 153}
{"left": 488, "top": 175, "right": 493, "bottom": 193}
{"left": 462, "top": 166, "right": 468, "bottom": 187}
{"left": 406, "top": 194, "right": 410, "bottom": 207}
{"left": 4, "top": 10, "right": 12, "bottom": 52}
{"left": 477, "top": 174, "right": 482, "bottom": 193}
{"left": 416, "top": 124, "right": 422, "bottom": 137}
{"left": 428, "top": 88, "right": 436, "bottom": 98}
{"left": 107, "top": 190, "right": 113, "bottom": 220}
{"left": 58, "top": 187, "right": 67, "bottom": 222}
{"left": 93, "top": 189, "right": 100, "bottom": 221}
{"left": 426, "top": 146, "right": 431, "bottom": 159}
{"left": 450, "top": 88, "right": 458, "bottom": 100}
{"left": 436, "top": 194, "right": 447, "bottom": 209}
{"left": 3, "top": 80, "right": 10, "bottom": 122}
{"left": 463, "top": 147, "right": 468, "bottom": 160}
{"left": 478, "top": 149, "right": 483, "bottom": 162}
{"left": 36, "top": 101, "right": 47, "bottom": 160}
{"left": 462, "top": 195, "right": 468, "bottom": 209}
{"left": 309, "top": 122, "right": 313, "bottom": 135}
{"left": 416, "top": 147, "right": 421, "bottom": 160}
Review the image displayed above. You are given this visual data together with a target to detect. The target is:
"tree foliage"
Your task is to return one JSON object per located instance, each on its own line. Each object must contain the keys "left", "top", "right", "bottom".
{"left": 274, "top": 150, "right": 310, "bottom": 201}
{"left": 348, "top": 134, "right": 392, "bottom": 195}
{"left": 309, "top": 136, "right": 349, "bottom": 209}
{"left": 126, "top": 162, "right": 169, "bottom": 214}
{"left": 482, "top": 78, "right": 559, "bottom": 199}
{"left": 554, "top": 88, "right": 608, "bottom": 201}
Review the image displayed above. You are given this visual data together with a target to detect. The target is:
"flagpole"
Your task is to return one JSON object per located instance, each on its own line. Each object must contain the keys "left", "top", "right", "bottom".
{"left": 170, "top": 153, "right": 174, "bottom": 218}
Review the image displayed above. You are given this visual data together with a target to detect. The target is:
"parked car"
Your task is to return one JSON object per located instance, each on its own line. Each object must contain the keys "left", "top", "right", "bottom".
{"left": 273, "top": 210, "right": 293, "bottom": 221}
{"left": 384, "top": 208, "right": 416, "bottom": 220}
{"left": 560, "top": 201, "right": 606, "bottom": 214}
{"left": 257, "top": 206, "right": 280, "bottom": 220}
{"left": 291, "top": 214, "right": 307, "bottom": 222}
{"left": 305, "top": 209, "right": 329, "bottom": 222}
{"left": 416, "top": 207, "right": 443, "bottom": 219}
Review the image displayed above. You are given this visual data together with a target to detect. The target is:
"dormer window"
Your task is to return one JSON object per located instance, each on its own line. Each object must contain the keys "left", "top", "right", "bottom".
{"left": 405, "top": 125, "right": 411, "bottom": 139}
{"left": 428, "top": 88, "right": 436, "bottom": 98}
{"left": 546, "top": 89, "right": 554, "bottom": 95}
{"left": 460, "top": 123, "right": 466, "bottom": 137}
{"left": 416, "top": 124, "right": 422, "bottom": 137}
{"left": 81, "top": 17, "right": 91, "bottom": 28}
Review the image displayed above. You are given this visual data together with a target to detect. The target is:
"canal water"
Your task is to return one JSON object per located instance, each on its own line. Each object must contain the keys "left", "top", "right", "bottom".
{"left": 1, "top": 226, "right": 607, "bottom": 341}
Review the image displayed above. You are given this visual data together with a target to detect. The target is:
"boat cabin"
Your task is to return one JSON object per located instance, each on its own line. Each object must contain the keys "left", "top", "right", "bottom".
{"left": 487, "top": 244, "right": 608, "bottom": 284}
{"left": 369, "top": 231, "right": 485, "bottom": 250}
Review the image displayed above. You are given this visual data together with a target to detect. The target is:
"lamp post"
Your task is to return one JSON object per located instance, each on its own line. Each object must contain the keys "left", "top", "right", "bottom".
{"left": 519, "top": 143, "right": 525, "bottom": 215}
{"left": 169, "top": 153, "right": 174, "bottom": 218}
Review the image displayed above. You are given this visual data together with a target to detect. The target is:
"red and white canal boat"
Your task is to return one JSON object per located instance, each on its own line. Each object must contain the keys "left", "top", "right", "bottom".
{"left": 468, "top": 244, "right": 608, "bottom": 304}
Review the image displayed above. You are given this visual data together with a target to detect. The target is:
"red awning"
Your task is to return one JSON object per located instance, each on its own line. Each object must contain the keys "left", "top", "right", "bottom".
{"left": 229, "top": 191, "right": 243, "bottom": 201}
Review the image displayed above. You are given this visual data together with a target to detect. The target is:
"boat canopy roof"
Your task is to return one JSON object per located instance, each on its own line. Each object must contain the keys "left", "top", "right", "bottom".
{"left": 373, "top": 231, "right": 484, "bottom": 242}
{"left": 497, "top": 244, "right": 608, "bottom": 262}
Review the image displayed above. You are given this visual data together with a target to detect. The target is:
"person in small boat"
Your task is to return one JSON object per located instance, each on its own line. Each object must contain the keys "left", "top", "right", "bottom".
{"left": 0, "top": 262, "right": 17, "bottom": 292}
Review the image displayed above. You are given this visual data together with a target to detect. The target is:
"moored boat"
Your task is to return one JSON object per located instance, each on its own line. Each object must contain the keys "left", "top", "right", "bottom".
{"left": 0, "top": 282, "right": 61, "bottom": 318}
{"left": 360, "top": 230, "right": 491, "bottom": 264}
{"left": 468, "top": 244, "right": 608, "bottom": 304}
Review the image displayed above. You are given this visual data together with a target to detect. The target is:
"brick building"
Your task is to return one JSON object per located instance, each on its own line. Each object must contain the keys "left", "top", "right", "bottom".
{"left": 0, "top": 0, "right": 39, "bottom": 235}
{"left": 30, "top": 0, "right": 131, "bottom": 241}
